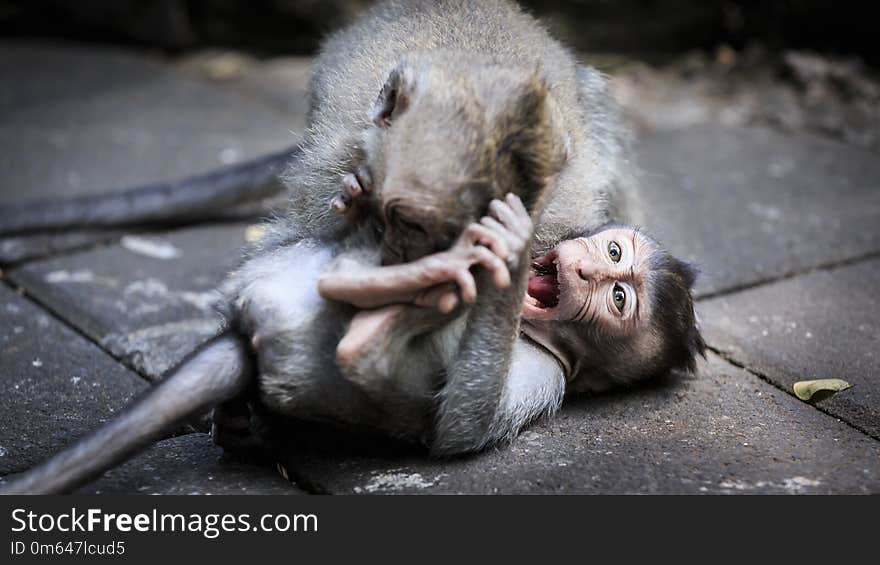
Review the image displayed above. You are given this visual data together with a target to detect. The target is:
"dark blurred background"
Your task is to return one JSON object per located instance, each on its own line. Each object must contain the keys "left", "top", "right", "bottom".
{"left": 1, "top": 0, "right": 877, "bottom": 64}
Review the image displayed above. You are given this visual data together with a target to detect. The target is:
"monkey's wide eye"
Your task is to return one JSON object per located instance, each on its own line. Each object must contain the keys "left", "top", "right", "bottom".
{"left": 608, "top": 241, "right": 622, "bottom": 263}
{"left": 612, "top": 284, "right": 626, "bottom": 312}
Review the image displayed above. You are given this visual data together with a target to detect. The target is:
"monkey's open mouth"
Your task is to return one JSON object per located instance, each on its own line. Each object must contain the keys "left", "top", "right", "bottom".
{"left": 527, "top": 252, "right": 559, "bottom": 309}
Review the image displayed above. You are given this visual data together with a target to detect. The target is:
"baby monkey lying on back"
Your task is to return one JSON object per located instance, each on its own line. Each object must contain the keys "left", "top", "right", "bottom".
{"left": 218, "top": 147, "right": 704, "bottom": 458}
{"left": 323, "top": 185, "right": 705, "bottom": 400}
{"left": 0, "top": 0, "right": 705, "bottom": 495}
{"left": 320, "top": 164, "right": 705, "bottom": 397}
{"left": 218, "top": 194, "right": 704, "bottom": 457}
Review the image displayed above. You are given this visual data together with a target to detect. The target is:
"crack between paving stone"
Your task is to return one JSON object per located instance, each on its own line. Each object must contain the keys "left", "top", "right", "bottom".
{"left": 696, "top": 249, "right": 880, "bottom": 302}
{"left": 0, "top": 278, "right": 211, "bottom": 440}
{"left": 0, "top": 277, "right": 153, "bottom": 382}
{"left": 707, "top": 345, "right": 880, "bottom": 442}
{"left": 1, "top": 277, "right": 215, "bottom": 444}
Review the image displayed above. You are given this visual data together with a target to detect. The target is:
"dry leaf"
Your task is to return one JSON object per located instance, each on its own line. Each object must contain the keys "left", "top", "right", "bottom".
{"left": 244, "top": 224, "right": 267, "bottom": 243}
{"left": 793, "top": 379, "right": 853, "bottom": 402}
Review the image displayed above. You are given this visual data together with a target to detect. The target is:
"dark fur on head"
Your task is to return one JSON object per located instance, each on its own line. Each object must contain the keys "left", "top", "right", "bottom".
{"left": 644, "top": 238, "right": 706, "bottom": 375}
{"left": 370, "top": 56, "right": 567, "bottom": 263}
{"left": 490, "top": 71, "right": 568, "bottom": 213}
{"left": 552, "top": 227, "right": 706, "bottom": 393}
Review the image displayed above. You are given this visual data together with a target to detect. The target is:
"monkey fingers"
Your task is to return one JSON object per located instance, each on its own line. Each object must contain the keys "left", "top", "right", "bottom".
{"left": 444, "top": 245, "right": 510, "bottom": 302}
{"left": 413, "top": 282, "right": 460, "bottom": 313}
{"left": 342, "top": 173, "right": 363, "bottom": 198}
{"left": 505, "top": 193, "right": 533, "bottom": 236}
{"left": 457, "top": 222, "right": 511, "bottom": 262}
{"left": 480, "top": 216, "right": 523, "bottom": 261}
{"left": 484, "top": 195, "right": 534, "bottom": 265}
{"left": 489, "top": 195, "right": 529, "bottom": 233}
{"left": 330, "top": 193, "right": 352, "bottom": 214}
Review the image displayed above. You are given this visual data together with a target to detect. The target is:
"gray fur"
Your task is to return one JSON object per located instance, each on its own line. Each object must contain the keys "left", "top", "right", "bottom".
{"left": 276, "top": 0, "right": 638, "bottom": 253}
{"left": 222, "top": 0, "right": 643, "bottom": 454}
{"left": 1, "top": 1, "right": 658, "bottom": 494}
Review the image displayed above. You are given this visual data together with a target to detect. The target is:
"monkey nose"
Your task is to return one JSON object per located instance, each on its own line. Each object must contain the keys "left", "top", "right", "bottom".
{"left": 576, "top": 260, "right": 610, "bottom": 282}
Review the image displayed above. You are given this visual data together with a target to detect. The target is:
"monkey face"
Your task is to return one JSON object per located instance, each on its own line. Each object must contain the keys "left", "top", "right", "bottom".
{"left": 381, "top": 200, "right": 452, "bottom": 264}
{"left": 371, "top": 68, "right": 496, "bottom": 264}
{"left": 523, "top": 227, "right": 654, "bottom": 339}
{"left": 522, "top": 226, "right": 704, "bottom": 387}
{"left": 369, "top": 57, "right": 565, "bottom": 265}
{"left": 521, "top": 226, "right": 658, "bottom": 383}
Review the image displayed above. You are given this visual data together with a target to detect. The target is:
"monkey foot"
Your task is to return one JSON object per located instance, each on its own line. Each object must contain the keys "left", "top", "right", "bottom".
{"left": 331, "top": 167, "right": 373, "bottom": 216}
{"left": 336, "top": 305, "right": 404, "bottom": 375}
{"left": 211, "top": 401, "right": 269, "bottom": 453}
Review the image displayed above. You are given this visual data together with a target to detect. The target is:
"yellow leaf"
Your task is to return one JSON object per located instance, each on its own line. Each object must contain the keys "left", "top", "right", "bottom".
{"left": 244, "top": 224, "right": 267, "bottom": 243}
{"left": 793, "top": 379, "right": 853, "bottom": 402}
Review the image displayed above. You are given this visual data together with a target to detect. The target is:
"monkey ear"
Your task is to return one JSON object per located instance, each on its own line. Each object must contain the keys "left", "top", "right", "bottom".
{"left": 497, "top": 75, "right": 568, "bottom": 210}
{"left": 370, "top": 64, "right": 416, "bottom": 128}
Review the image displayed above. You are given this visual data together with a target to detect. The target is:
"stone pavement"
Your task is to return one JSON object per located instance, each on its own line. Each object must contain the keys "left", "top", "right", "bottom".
{"left": 0, "top": 42, "right": 877, "bottom": 494}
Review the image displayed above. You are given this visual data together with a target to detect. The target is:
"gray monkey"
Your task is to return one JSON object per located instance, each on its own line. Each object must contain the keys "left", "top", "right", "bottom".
{"left": 254, "top": 0, "right": 641, "bottom": 261}
{"left": 0, "top": 0, "right": 703, "bottom": 494}
{"left": 211, "top": 0, "right": 700, "bottom": 452}
{"left": 0, "top": 0, "right": 562, "bottom": 494}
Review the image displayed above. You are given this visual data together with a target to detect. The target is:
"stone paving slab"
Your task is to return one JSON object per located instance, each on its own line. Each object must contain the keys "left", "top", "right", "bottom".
{"left": 635, "top": 125, "right": 880, "bottom": 296}
{"left": 7, "top": 224, "right": 251, "bottom": 378}
{"left": 176, "top": 52, "right": 312, "bottom": 134}
{"left": 0, "top": 284, "right": 147, "bottom": 476}
{"left": 79, "top": 433, "right": 303, "bottom": 495}
{"left": 698, "top": 258, "right": 880, "bottom": 438}
{"left": 275, "top": 354, "right": 880, "bottom": 494}
{"left": 0, "top": 41, "right": 301, "bottom": 205}
{"left": 0, "top": 230, "right": 124, "bottom": 266}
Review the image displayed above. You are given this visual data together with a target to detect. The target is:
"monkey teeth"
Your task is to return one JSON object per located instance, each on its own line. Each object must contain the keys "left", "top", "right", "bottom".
{"left": 528, "top": 253, "right": 560, "bottom": 309}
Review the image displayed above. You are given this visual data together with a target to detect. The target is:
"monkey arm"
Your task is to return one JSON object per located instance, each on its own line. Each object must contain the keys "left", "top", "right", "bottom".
{"left": 486, "top": 338, "right": 566, "bottom": 445}
{"left": 431, "top": 199, "right": 536, "bottom": 456}
{"left": 318, "top": 257, "right": 451, "bottom": 309}
{"left": 430, "top": 262, "right": 527, "bottom": 456}
{"left": 319, "top": 221, "right": 513, "bottom": 310}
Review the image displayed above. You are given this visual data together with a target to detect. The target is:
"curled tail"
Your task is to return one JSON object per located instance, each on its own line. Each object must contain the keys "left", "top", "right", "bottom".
{"left": 0, "top": 332, "right": 253, "bottom": 495}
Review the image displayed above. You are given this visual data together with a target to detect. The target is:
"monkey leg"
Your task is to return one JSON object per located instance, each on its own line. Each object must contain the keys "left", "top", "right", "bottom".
{"left": 338, "top": 301, "right": 458, "bottom": 404}
{"left": 211, "top": 396, "right": 271, "bottom": 453}
{"left": 336, "top": 305, "right": 405, "bottom": 372}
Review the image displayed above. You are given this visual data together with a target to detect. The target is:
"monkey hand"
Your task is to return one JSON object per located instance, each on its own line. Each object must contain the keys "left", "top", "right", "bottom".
{"left": 421, "top": 194, "right": 533, "bottom": 309}
{"left": 330, "top": 166, "right": 373, "bottom": 220}
{"left": 481, "top": 193, "right": 534, "bottom": 271}
{"left": 319, "top": 194, "right": 530, "bottom": 312}
{"left": 318, "top": 232, "right": 509, "bottom": 312}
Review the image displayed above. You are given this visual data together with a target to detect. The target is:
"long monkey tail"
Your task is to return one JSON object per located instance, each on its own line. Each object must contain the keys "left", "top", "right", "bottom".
{"left": 0, "top": 332, "right": 253, "bottom": 495}
{"left": 0, "top": 146, "right": 296, "bottom": 236}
